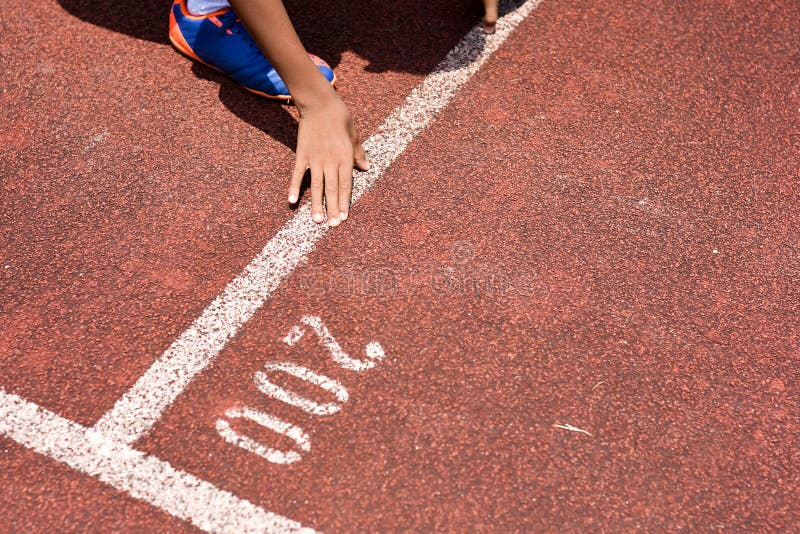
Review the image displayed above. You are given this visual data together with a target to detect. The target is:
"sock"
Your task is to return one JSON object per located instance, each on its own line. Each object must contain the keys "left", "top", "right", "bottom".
{"left": 186, "top": 0, "right": 231, "bottom": 15}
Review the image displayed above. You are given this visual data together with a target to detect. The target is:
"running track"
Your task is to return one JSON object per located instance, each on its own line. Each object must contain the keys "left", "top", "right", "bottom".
{"left": 1, "top": 0, "right": 798, "bottom": 531}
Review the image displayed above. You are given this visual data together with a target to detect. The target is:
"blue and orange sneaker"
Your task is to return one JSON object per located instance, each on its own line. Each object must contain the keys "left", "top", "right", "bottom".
{"left": 168, "top": 0, "right": 336, "bottom": 102}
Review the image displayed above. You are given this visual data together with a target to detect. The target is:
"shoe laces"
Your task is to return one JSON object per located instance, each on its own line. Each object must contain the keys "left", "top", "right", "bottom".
{"left": 221, "top": 15, "right": 256, "bottom": 48}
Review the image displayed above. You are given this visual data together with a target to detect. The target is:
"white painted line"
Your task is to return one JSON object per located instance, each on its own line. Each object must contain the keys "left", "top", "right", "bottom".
{"left": 298, "top": 315, "right": 382, "bottom": 372}
{"left": 282, "top": 325, "right": 306, "bottom": 346}
{"left": 553, "top": 423, "right": 592, "bottom": 437}
{"left": 255, "top": 362, "right": 349, "bottom": 416}
{"left": 0, "top": 389, "right": 311, "bottom": 533}
{"left": 365, "top": 341, "right": 386, "bottom": 362}
{"left": 93, "top": 0, "right": 543, "bottom": 445}
{"left": 216, "top": 407, "right": 311, "bottom": 465}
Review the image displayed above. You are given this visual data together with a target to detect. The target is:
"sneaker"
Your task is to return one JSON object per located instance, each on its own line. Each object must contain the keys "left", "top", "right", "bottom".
{"left": 168, "top": 0, "right": 336, "bottom": 101}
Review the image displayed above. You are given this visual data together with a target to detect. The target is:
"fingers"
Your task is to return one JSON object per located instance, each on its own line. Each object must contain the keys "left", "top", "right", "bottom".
{"left": 338, "top": 161, "right": 353, "bottom": 220}
{"left": 301, "top": 159, "right": 353, "bottom": 227}
{"left": 289, "top": 157, "right": 307, "bottom": 204}
{"left": 483, "top": 0, "right": 498, "bottom": 34}
{"left": 324, "top": 164, "right": 340, "bottom": 227}
{"left": 295, "top": 113, "right": 368, "bottom": 226}
{"left": 310, "top": 164, "right": 325, "bottom": 224}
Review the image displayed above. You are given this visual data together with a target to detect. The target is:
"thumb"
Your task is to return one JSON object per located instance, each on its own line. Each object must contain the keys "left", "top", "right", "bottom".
{"left": 354, "top": 143, "right": 370, "bottom": 171}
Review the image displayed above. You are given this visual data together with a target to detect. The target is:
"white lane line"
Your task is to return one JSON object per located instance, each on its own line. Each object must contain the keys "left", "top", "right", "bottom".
{"left": 93, "top": 0, "right": 543, "bottom": 445}
{"left": 0, "top": 389, "right": 311, "bottom": 534}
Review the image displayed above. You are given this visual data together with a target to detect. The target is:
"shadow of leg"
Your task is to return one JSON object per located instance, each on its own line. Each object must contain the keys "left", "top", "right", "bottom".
{"left": 57, "top": 0, "right": 484, "bottom": 74}
{"left": 191, "top": 64, "right": 316, "bottom": 206}
{"left": 57, "top": 0, "right": 171, "bottom": 44}
{"left": 191, "top": 63, "right": 298, "bottom": 152}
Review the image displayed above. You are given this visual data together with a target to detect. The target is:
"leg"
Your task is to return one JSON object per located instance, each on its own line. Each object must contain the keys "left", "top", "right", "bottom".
{"left": 186, "top": 0, "right": 231, "bottom": 15}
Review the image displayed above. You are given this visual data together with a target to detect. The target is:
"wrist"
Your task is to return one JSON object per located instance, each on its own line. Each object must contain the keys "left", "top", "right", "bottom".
{"left": 291, "top": 79, "right": 339, "bottom": 114}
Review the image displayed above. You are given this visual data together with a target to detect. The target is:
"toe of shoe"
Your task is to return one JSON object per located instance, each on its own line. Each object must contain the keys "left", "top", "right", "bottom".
{"left": 309, "top": 54, "right": 335, "bottom": 83}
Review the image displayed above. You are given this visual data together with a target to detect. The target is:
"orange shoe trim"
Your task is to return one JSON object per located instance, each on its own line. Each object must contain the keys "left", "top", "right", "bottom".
{"left": 169, "top": 9, "right": 206, "bottom": 65}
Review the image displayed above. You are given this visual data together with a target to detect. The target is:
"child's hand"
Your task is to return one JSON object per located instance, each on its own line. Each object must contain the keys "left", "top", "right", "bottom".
{"left": 225, "top": 0, "right": 368, "bottom": 226}
{"left": 289, "top": 93, "right": 369, "bottom": 226}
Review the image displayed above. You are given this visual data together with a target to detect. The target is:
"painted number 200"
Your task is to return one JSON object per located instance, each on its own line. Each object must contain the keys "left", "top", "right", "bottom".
{"left": 215, "top": 315, "right": 385, "bottom": 464}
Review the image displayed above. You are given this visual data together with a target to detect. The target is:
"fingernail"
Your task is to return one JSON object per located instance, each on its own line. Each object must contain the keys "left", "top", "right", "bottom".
{"left": 329, "top": 217, "right": 340, "bottom": 227}
{"left": 312, "top": 213, "right": 324, "bottom": 223}
{"left": 288, "top": 194, "right": 297, "bottom": 203}
{"left": 365, "top": 160, "right": 372, "bottom": 170}
{"left": 339, "top": 212, "right": 348, "bottom": 221}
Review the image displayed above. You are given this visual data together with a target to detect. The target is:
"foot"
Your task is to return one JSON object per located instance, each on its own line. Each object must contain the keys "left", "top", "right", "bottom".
{"left": 168, "top": 0, "right": 335, "bottom": 101}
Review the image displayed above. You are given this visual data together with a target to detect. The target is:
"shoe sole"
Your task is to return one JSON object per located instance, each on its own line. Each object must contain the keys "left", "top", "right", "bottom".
{"left": 168, "top": 12, "right": 337, "bottom": 104}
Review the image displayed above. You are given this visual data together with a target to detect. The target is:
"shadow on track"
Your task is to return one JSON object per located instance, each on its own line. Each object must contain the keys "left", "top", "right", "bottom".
{"left": 54, "top": 0, "right": 523, "bottom": 153}
{"left": 55, "top": 0, "right": 486, "bottom": 71}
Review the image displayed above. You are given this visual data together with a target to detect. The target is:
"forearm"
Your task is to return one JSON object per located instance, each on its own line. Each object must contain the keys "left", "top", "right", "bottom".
{"left": 227, "top": 0, "right": 336, "bottom": 109}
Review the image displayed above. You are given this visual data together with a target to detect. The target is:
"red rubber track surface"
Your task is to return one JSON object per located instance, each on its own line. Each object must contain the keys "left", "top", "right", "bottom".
{"left": 2, "top": 0, "right": 799, "bottom": 531}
